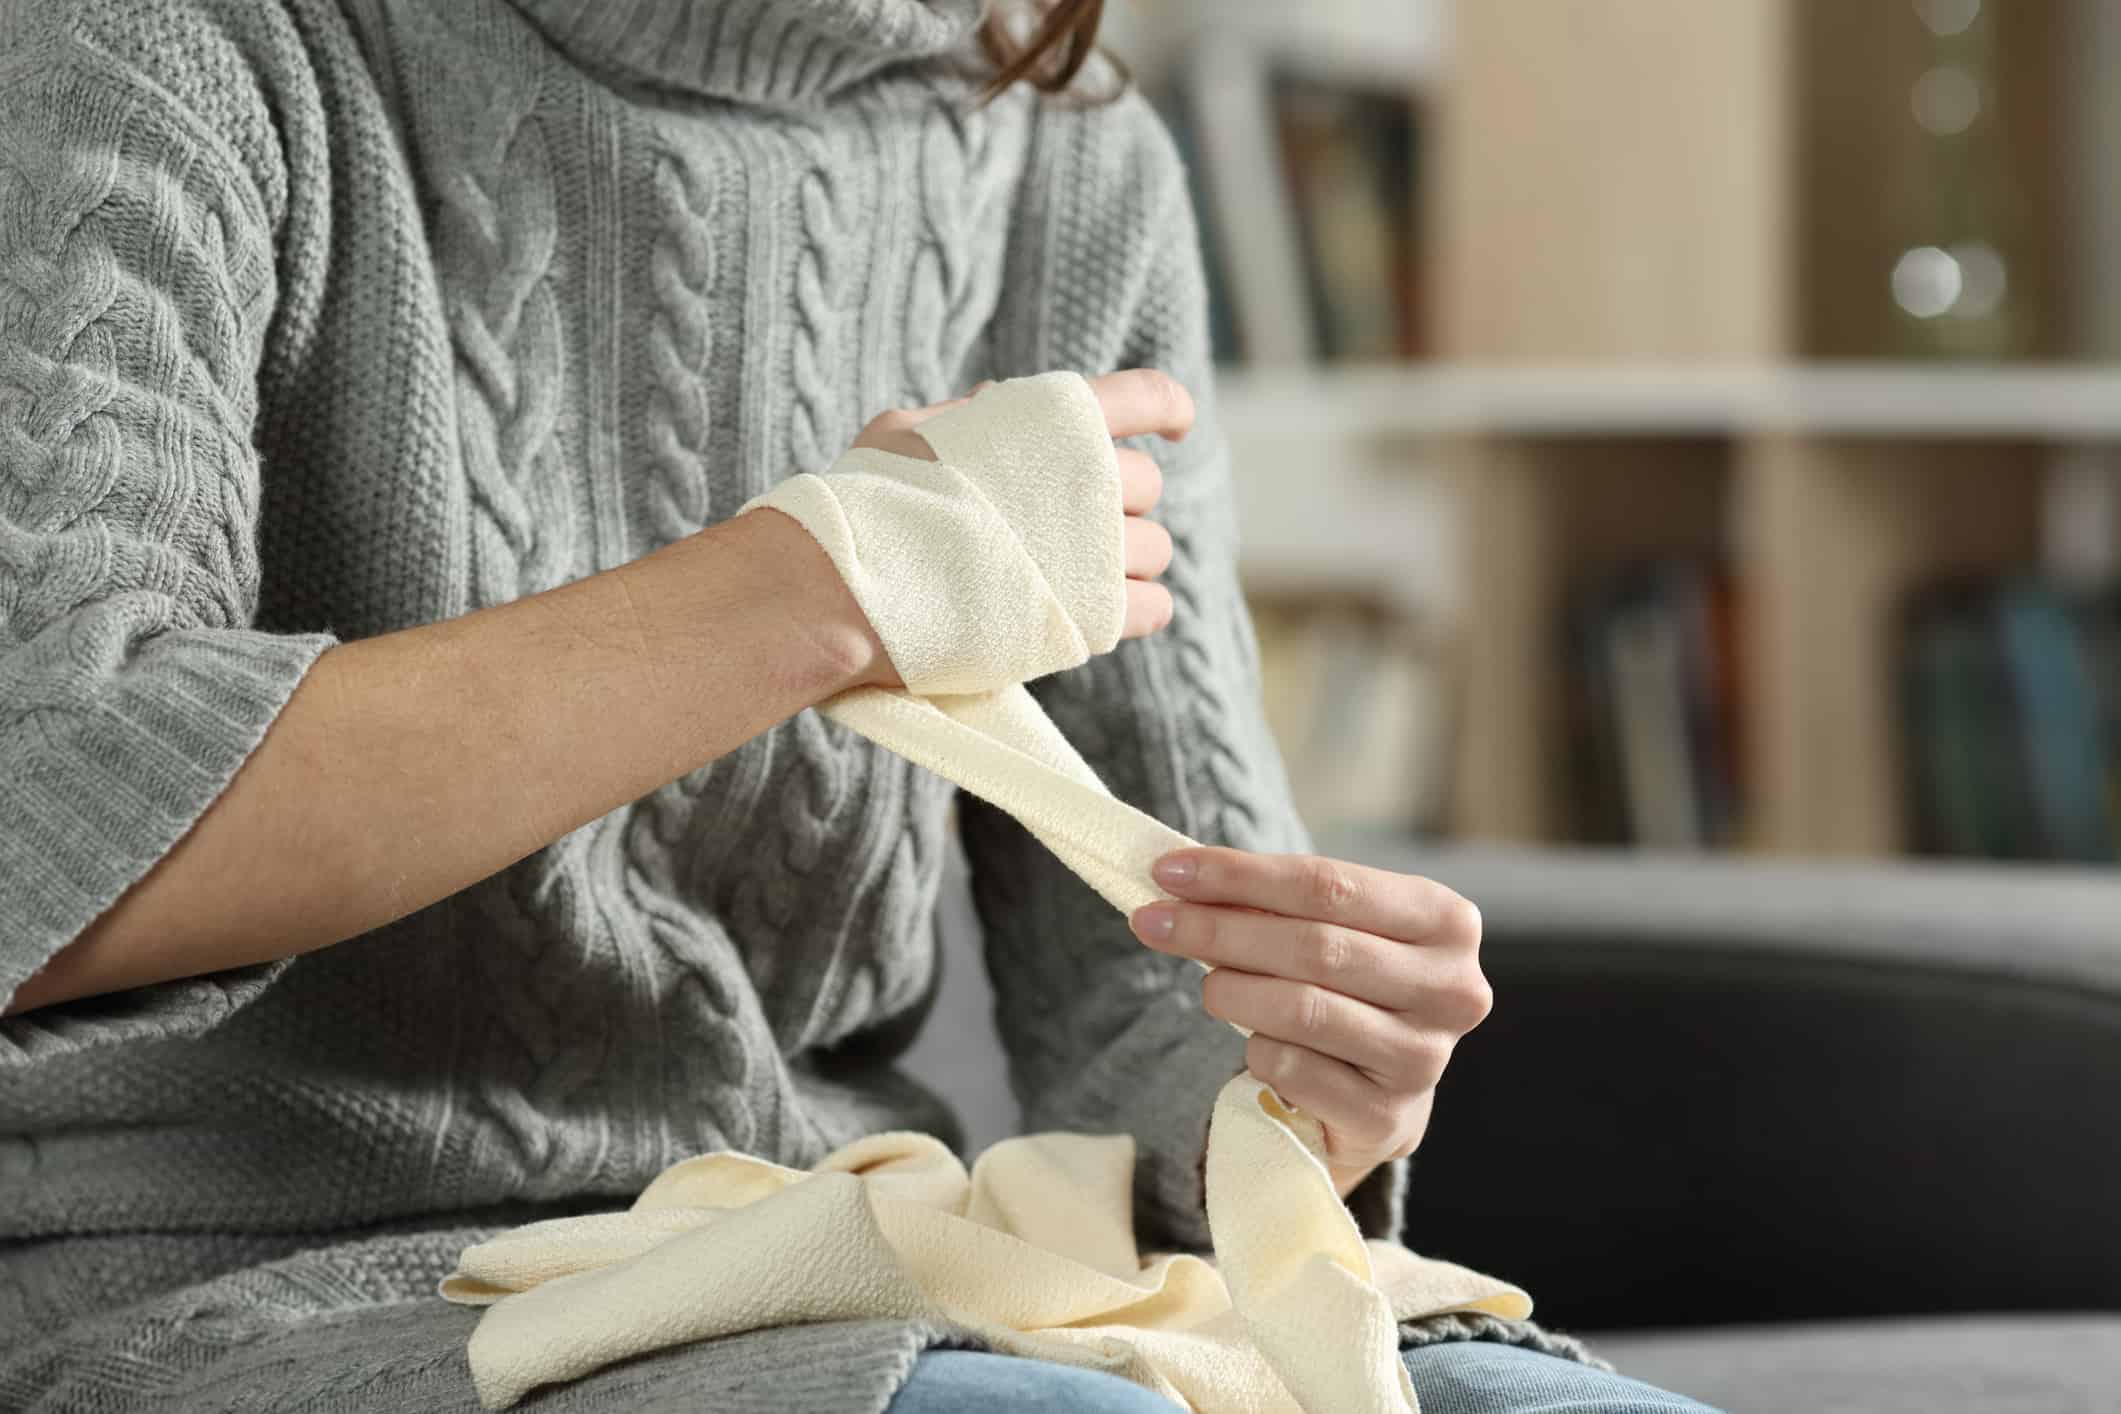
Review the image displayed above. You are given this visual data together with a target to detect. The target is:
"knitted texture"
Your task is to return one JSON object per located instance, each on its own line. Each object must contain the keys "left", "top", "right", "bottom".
{"left": 0, "top": 0, "right": 1574, "bottom": 1408}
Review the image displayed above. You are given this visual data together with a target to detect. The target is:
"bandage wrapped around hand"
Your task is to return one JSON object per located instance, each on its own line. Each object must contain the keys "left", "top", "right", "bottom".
{"left": 740, "top": 371, "right": 1126, "bottom": 696}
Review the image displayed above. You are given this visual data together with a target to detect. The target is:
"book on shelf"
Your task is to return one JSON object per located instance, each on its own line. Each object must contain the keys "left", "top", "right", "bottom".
{"left": 1151, "top": 37, "right": 1425, "bottom": 366}
{"left": 1249, "top": 591, "right": 1454, "bottom": 836}
{"left": 2087, "top": 590, "right": 2121, "bottom": 838}
{"left": 1566, "top": 561, "right": 1746, "bottom": 850}
{"left": 1899, "top": 578, "right": 2119, "bottom": 863}
{"left": 1997, "top": 583, "right": 2112, "bottom": 861}
{"left": 1269, "top": 68, "right": 1423, "bottom": 361}
{"left": 1607, "top": 595, "right": 1699, "bottom": 849}
{"left": 1900, "top": 583, "right": 2034, "bottom": 858}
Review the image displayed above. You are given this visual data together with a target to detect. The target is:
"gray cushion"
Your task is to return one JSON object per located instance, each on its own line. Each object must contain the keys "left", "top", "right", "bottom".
{"left": 1586, "top": 1313, "right": 2121, "bottom": 1414}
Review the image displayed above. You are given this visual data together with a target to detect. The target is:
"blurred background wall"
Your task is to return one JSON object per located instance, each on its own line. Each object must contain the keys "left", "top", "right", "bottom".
{"left": 1101, "top": 0, "right": 2121, "bottom": 868}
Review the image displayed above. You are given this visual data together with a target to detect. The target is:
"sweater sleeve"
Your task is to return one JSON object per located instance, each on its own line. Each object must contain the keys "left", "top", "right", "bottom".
{"left": 962, "top": 90, "right": 1410, "bottom": 1253}
{"left": 0, "top": 45, "right": 338, "bottom": 1063}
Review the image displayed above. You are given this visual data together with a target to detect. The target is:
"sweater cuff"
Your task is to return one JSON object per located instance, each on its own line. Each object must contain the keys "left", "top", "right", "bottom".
{"left": 1023, "top": 982, "right": 1244, "bottom": 1255}
{"left": 1, "top": 627, "right": 336, "bottom": 1067}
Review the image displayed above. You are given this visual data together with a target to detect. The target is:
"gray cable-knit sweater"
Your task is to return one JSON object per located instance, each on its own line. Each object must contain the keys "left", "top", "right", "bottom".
{"left": 0, "top": 1, "right": 1582, "bottom": 1407}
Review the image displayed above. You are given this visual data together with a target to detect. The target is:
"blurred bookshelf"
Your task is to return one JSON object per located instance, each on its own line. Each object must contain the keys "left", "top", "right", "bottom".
{"left": 1115, "top": 0, "right": 2121, "bottom": 863}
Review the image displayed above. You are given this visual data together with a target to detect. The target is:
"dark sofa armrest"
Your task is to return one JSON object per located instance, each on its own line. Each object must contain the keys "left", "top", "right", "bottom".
{"left": 1319, "top": 833, "right": 2121, "bottom": 1332}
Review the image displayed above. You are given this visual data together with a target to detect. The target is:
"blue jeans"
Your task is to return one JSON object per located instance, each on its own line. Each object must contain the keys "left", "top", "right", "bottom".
{"left": 885, "top": 1342, "right": 1723, "bottom": 1414}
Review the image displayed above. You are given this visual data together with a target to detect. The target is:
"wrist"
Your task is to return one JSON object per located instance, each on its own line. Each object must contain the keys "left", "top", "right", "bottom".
{"left": 706, "top": 508, "right": 892, "bottom": 693}
{"left": 745, "top": 507, "right": 893, "bottom": 691}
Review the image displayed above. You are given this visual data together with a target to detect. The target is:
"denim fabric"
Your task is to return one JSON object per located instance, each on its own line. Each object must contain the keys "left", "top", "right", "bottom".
{"left": 884, "top": 1343, "right": 1726, "bottom": 1413}
{"left": 1399, "top": 1341, "right": 1724, "bottom": 1413}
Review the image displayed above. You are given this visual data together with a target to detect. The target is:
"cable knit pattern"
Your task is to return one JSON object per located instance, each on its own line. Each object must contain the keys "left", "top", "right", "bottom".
{"left": 429, "top": 61, "right": 574, "bottom": 607}
{"left": 786, "top": 118, "right": 860, "bottom": 480}
{"left": 902, "top": 73, "right": 1016, "bottom": 405}
{"left": 642, "top": 134, "right": 718, "bottom": 545}
{"left": 0, "top": 1, "right": 1583, "bottom": 1408}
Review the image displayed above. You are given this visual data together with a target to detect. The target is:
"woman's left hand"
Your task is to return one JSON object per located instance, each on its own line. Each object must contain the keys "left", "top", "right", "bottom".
{"left": 1130, "top": 847, "right": 1493, "bottom": 1195}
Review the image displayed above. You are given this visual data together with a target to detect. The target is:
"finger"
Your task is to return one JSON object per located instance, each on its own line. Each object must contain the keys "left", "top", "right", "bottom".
{"left": 1090, "top": 368, "right": 1195, "bottom": 443}
{"left": 1132, "top": 902, "right": 1420, "bottom": 1011}
{"left": 1120, "top": 581, "right": 1173, "bottom": 640}
{"left": 1152, "top": 849, "right": 1479, "bottom": 944}
{"left": 1124, "top": 516, "right": 1172, "bottom": 580}
{"left": 1241, "top": 1033, "right": 1408, "bottom": 1166}
{"left": 1203, "top": 968, "right": 1440, "bottom": 1089}
{"left": 855, "top": 402, "right": 962, "bottom": 462}
{"left": 1117, "top": 448, "right": 1163, "bottom": 514}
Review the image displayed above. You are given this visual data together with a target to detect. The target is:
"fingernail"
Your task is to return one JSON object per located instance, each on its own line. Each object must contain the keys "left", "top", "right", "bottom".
{"left": 1153, "top": 853, "right": 1197, "bottom": 889}
{"left": 1133, "top": 902, "right": 1177, "bottom": 942}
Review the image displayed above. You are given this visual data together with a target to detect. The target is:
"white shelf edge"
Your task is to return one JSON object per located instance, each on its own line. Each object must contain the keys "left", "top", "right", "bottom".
{"left": 1213, "top": 362, "right": 2121, "bottom": 441}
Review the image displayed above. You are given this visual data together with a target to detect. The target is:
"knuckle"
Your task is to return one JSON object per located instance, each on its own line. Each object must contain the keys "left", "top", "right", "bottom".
{"left": 1292, "top": 984, "right": 1330, "bottom": 1041}
{"left": 1302, "top": 858, "right": 1362, "bottom": 920}
{"left": 1128, "top": 584, "right": 1173, "bottom": 637}
{"left": 1442, "top": 893, "right": 1482, "bottom": 944}
{"left": 1246, "top": 1033, "right": 1297, "bottom": 1087}
{"left": 1305, "top": 923, "right": 1352, "bottom": 980}
{"left": 1154, "top": 584, "right": 1175, "bottom": 628}
{"left": 1162, "top": 371, "right": 1196, "bottom": 423}
{"left": 1354, "top": 1090, "right": 1401, "bottom": 1140}
{"left": 1139, "top": 369, "right": 1188, "bottom": 427}
{"left": 1462, "top": 973, "right": 1495, "bottom": 1030}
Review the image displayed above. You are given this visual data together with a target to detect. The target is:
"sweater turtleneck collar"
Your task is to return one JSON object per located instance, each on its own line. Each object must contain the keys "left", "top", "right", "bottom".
{"left": 505, "top": 0, "right": 988, "bottom": 105}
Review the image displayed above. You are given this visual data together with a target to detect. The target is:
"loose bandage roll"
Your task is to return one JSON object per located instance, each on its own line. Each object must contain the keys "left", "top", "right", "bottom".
{"left": 441, "top": 373, "right": 1532, "bottom": 1413}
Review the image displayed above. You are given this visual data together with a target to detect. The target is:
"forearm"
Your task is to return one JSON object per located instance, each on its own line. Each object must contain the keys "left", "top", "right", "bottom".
{"left": 5, "top": 509, "right": 876, "bottom": 1016}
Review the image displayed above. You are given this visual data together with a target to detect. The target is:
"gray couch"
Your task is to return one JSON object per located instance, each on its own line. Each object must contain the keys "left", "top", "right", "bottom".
{"left": 903, "top": 835, "right": 2121, "bottom": 1414}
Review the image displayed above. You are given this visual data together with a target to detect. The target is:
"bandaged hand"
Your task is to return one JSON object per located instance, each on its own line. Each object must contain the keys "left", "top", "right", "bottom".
{"left": 744, "top": 369, "right": 1190, "bottom": 695}
{"left": 1129, "top": 850, "right": 1495, "bottom": 1193}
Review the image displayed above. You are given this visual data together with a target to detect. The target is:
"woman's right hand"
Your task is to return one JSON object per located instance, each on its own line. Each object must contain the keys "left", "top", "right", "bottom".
{"left": 849, "top": 368, "right": 1192, "bottom": 682}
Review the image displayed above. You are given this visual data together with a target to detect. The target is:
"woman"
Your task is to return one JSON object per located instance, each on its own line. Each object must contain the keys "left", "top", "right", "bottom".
{"left": 0, "top": 0, "right": 1715, "bottom": 1408}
